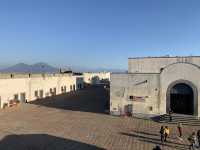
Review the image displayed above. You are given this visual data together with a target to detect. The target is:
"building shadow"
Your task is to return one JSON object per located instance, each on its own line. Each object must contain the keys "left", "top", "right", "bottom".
{"left": 29, "top": 86, "right": 109, "bottom": 114}
{"left": 0, "top": 134, "right": 105, "bottom": 150}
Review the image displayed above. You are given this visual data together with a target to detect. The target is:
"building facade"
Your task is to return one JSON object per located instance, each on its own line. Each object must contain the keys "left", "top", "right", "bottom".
{"left": 110, "top": 56, "right": 200, "bottom": 117}
{"left": 0, "top": 73, "right": 84, "bottom": 108}
{"left": 83, "top": 72, "right": 110, "bottom": 85}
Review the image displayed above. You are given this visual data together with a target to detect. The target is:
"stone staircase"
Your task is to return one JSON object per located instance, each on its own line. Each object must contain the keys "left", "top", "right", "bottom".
{"left": 152, "top": 114, "right": 200, "bottom": 126}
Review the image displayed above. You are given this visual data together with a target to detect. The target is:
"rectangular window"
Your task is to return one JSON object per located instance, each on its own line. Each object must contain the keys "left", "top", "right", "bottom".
{"left": 39, "top": 90, "right": 43, "bottom": 98}
{"left": 149, "top": 106, "right": 153, "bottom": 111}
{"left": 129, "top": 96, "right": 133, "bottom": 100}
{"left": 54, "top": 88, "right": 56, "bottom": 95}
{"left": 64, "top": 86, "right": 67, "bottom": 93}
{"left": 14, "top": 94, "right": 18, "bottom": 100}
{"left": 20, "top": 93, "right": 26, "bottom": 103}
{"left": 61, "top": 86, "right": 64, "bottom": 93}
{"left": 35, "top": 91, "right": 38, "bottom": 97}
{"left": 73, "top": 85, "right": 76, "bottom": 91}
{"left": 70, "top": 85, "right": 72, "bottom": 91}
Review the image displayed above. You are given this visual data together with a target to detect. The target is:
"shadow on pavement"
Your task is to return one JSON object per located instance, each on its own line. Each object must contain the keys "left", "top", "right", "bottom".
{"left": 0, "top": 134, "right": 105, "bottom": 150}
{"left": 29, "top": 86, "right": 109, "bottom": 114}
{"left": 120, "top": 132, "right": 188, "bottom": 150}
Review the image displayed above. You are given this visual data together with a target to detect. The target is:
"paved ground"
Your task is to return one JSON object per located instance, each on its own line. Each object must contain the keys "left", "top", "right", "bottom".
{"left": 0, "top": 86, "right": 199, "bottom": 150}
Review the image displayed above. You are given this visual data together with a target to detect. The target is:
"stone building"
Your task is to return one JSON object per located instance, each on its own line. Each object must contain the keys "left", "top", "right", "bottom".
{"left": 0, "top": 73, "right": 83, "bottom": 108}
{"left": 110, "top": 56, "right": 200, "bottom": 118}
{"left": 83, "top": 72, "right": 110, "bottom": 85}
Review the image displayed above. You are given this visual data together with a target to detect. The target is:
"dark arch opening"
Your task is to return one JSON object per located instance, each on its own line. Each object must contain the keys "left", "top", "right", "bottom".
{"left": 170, "top": 83, "right": 194, "bottom": 115}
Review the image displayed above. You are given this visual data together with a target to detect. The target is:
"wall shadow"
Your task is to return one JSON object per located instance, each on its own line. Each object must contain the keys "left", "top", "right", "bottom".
{"left": 29, "top": 86, "right": 110, "bottom": 114}
{"left": 0, "top": 134, "right": 105, "bottom": 150}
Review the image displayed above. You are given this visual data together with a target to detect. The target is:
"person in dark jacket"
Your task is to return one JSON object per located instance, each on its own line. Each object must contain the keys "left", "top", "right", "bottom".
{"left": 197, "top": 130, "right": 200, "bottom": 147}
{"left": 169, "top": 109, "right": 173, "bottom": 122}
{"left": 160, "top": 126, "right": 165, "bottom": 143}
{"left": 153, "top": 145, "right": 161, "bottom": 150}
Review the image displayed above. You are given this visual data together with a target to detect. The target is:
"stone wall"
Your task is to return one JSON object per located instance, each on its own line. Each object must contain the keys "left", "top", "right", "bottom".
{"left": 128, "top": 56, "right": 200, "bottom": 73}
{"left": 0, "top": 73, "right": 84, "bottom": 108}
{"left": 110, "top": 73, "right": 160, "bottom": 115}
{"left": 111, "top": 56, "right": 200, "bottom": 117}
{"left": 83, "top": 72, "right": 110, "bottom": 84}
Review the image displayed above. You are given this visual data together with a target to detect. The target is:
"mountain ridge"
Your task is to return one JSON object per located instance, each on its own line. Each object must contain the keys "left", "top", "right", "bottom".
{"left": 0, "top": 62, "right": 59, "bottom": 73}
{"left": 0, "top": 63, "right": 126, "bottom": 73}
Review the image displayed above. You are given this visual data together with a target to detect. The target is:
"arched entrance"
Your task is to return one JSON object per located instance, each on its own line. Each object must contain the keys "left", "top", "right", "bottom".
{"left": 170, "top": 83, "right": 193, "bottom": 115}
{"left": 166, "top": 80, "right": 198, "bottom": 116}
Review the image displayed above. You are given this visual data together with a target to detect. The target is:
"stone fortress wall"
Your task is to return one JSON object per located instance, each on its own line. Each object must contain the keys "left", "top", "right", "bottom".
{"left": 0, "top": 73, "right": 84, "bottom": 108}
{"left": 83, "top": 72, "right": 110, "bottom": 84}
{"left": 110, "top": 56, "right": 200, "bottom": 117}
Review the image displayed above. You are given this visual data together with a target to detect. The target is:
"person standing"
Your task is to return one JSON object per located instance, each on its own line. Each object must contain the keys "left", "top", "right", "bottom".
{"left": 160, "top": 126, "right": 165, "bottom": 143}
{"left": 164, "top": 126, "right": 170, "bottom": 142}
{"left": 169, "top": 109, "right": 173, "bottom": 122}
{"left": 177, "top": 123, "right": 183, "bottom": 138}
{"left": 188, "top": 132, "right": 197, "bottom": 150}
{"left": 197, "top": 130, "right": 200, "bottom": 148}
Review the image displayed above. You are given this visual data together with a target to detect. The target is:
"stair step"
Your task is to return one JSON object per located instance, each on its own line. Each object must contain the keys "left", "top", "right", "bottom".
{"left": 152, "top": 114, "right": 199, "bottom": 125}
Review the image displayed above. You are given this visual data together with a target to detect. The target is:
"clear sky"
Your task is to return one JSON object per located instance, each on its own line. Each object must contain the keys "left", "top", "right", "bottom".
{"left": 0, "top": 0, "right": 200, "bottom": 69}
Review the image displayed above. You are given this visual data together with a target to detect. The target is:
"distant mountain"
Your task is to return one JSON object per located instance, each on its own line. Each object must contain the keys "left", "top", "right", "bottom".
{"left": 0, "top": 62, "right": 126, "bottom": 74}
{"left": 0, "top": 62, "right": 59, "bottom": 73}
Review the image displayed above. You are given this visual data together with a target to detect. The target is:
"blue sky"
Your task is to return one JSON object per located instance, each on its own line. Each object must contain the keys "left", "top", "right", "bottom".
{"left": 0, "top": 0, "right": 200, "bottom": 69}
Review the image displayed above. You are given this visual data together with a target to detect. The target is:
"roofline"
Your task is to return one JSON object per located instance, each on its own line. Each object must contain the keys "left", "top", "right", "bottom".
{"left": 128, "top": 56, "right": 200, "bottom": 59}
{"left": 111, "top": 72, "right": 160, "bottom": 75}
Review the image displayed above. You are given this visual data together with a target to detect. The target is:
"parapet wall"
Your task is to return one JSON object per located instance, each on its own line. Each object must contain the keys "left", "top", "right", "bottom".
{"left": 128, "top": 56, "right": 200, "bottom": 73}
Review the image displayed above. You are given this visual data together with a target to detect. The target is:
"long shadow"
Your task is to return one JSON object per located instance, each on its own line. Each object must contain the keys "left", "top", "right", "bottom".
{"left": 0, "top": 134, "right": 105, "bottom": 150}
{"left": 29, "top": 85, "right": 109, "bottom": 114}
{"left": 120, "top": 132, "right": 188, "bottom": 150}
{"left": 132, "top": 130, "right": 159, "bottom": 137}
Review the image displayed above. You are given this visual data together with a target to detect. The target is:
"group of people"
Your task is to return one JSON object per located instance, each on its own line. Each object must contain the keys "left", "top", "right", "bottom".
{"left": 158, "top": 122, "right": 200, "bottom": 150}
{"left": 159, "top": 126, "right": 170, "bottom": 142}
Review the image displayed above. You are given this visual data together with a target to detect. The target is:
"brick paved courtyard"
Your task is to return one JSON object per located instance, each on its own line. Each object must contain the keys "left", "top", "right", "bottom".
{"left": 0, "top": 86, "right": 199, "bottom": 150}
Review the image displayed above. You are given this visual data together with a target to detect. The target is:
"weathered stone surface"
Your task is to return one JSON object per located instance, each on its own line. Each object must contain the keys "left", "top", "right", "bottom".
{"left": 111, "top": 56, "right": 200, "bottom": 117}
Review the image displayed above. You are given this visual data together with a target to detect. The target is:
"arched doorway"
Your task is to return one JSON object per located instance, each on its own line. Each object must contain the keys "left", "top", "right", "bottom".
{"left": 170, "top": 83, "right": 193, "bottom": 115}
{"left": 166, "top": 80, "right": 198, "bottom": 116}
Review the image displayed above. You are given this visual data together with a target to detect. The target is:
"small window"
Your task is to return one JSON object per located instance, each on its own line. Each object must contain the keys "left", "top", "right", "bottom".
{"left": 35, "top": 91, "right": 38, "bottom": 97}
{"left": 64, "top": 86, "right": 67, "bottom": 92}
{"left": 129, "top": 96, "right": 133, "bottom": 100}
{"left": 70, "top": 85, "right": 72, "bottom": 91}
{"left": 149, "top": 106, "right": 153, "bottom": 111}
{"left": 14, "top": 94, "right": 18, "bottom": 100}
{"left": 73, "top": 85, "right": 76, "bottom": 91}
{"left": 39, "top": 90, "right": 43, "bottom": 98}
{"left": 54, "top": 88, "right": 56, "bottom": 95}
{"left": 50, "top": 88, "right": 53, "bottom": 93}
{"left": 20, "top": 93, "right": 26, "bottom": 103}
{"left": 61, "top": 86, "right": 64, "bottom": 92}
